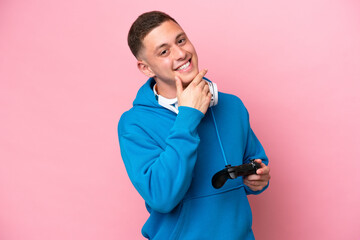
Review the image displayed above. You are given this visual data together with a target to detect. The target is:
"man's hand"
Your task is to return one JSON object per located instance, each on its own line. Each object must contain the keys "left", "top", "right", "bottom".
{"left": 175, "top": 69, "right": 212, "bottom": 115}
{"left": 243, "top": 159, "right": 270, "bottom": 192}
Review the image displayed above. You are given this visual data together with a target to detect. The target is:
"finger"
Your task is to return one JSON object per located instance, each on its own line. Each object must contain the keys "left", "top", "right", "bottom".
{"left": 244, "top": 179, "right": 264, "bottom": 190}
{"left": 175, "top": 76, "right": 183, "bottom": 95}
{"left": 244, "top": 179, "right": 261, "bottom": 187}
{"left": 254, "top": 159, "right": 262, "bottom": 164}
{"left": 245, "top": 174, "right": 261, "bottom": 181}
{"left": 253, "top": 159, "right": 268, "bottom": 174}
{"left": 205, "top": 92, "right": 212, "bottom": 106}
{"left": 191, "top": 69, "right": 208, "bottom": 86}
{"left": 248, "top": 173, "right": 271, "bottom": 184}
{"left": 197, "top": 79, "right": 207, "bottom": 90}
{"left": 244, "top": 178, "right": 269, "bottom": 187}
{"left": 203, "top": 83, "right": 210, "bottom": 94}
{"left": 257, "top": 165, "right": 270, "bottom": 175}
{"left": 250, "top": 174, "right": 270, "bottom": 183}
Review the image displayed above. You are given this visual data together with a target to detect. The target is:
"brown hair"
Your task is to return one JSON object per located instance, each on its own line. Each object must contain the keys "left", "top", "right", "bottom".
{"left": 128, "top": 11, "right": 178, "bottom": 58}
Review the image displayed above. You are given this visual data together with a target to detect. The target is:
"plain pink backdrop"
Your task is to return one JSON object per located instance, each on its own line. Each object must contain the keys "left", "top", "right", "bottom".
{"left": 1, "top": 0, "right": 360, "bottom": 239}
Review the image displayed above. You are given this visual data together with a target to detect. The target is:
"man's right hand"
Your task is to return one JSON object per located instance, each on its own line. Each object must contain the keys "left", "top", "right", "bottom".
{"left": 175, "top": 69, "right": 212, "bottom": 115}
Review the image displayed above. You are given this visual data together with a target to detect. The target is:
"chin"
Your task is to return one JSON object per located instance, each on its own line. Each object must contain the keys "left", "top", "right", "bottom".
{"left": 180, "top": 75, "right": 196, "bottom": 86}
{"left": 182, "top": 69, "right": 199, "bottom": 83}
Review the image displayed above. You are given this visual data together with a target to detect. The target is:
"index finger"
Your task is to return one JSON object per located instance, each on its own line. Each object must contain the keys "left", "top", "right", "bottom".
{"left": 191, "top": 69, "right": 208, "bottom": 86}
{"left": 175, "top": 76, "right": 183, "bottom": 96}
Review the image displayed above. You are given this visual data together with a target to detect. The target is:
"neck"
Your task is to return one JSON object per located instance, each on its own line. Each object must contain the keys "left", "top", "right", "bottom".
{"left": 155, "top": 81, "right": 177, "bottom": 99}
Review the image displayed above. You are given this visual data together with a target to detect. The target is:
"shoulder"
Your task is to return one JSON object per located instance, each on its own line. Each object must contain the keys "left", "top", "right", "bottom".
{"left": 118, "top": 105, "right": 168, "bottom": 137}
{"left": 219, "top": 92, "right": 244, "bottom": 104}
{"left": 218, "top": 92, "right": 248, "bottom": 112}
{"left": 118, "top": 107, "right": 145, "bottom": 135}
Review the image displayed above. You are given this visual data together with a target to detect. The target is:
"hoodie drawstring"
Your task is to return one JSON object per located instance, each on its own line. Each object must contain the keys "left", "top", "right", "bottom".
{"left": 210, "top": 108, "right": 228, "bottom": 166}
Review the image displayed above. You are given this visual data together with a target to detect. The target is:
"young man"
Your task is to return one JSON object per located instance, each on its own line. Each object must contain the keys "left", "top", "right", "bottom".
{"left": 118, "top": 11, "right": 270, "bottom": 239}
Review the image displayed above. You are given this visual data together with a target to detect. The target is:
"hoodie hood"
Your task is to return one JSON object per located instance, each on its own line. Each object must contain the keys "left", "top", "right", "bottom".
{"left": 133, "top": 78, "right": 160, "bottom": 109}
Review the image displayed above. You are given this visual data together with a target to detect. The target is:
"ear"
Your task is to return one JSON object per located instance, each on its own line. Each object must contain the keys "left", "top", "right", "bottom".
{"left": 137, "top": 60, "right": 155, "bottom": 78}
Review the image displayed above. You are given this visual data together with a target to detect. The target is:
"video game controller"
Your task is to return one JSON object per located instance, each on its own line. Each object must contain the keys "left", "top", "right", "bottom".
{"left": 211, "top": 160, "right": 262, "bottom": 189}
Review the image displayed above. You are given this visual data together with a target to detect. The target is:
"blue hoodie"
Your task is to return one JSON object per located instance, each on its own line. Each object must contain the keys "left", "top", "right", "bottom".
{"left": 118, "top": 78, "right": 268, "bottom": 240}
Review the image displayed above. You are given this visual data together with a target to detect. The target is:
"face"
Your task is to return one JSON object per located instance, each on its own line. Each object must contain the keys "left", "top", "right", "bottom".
{"left": 137, "top": 20, "right": 199, "bottom": 91}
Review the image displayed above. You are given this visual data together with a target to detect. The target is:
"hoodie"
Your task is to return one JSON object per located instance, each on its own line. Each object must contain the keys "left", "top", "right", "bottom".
{"left": 118, "top": 78, "right": 268, "bottom": 240}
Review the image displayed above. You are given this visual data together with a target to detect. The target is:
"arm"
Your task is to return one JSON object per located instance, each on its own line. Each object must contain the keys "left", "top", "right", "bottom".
{"left": 242, "top": 109, "right": 270, "bottom": 195}
{"left": 119, "top": 107, "right": 204, "bottom": 213}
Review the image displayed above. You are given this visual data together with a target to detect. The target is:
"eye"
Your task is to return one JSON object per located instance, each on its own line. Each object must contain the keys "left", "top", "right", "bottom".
{"left": 160, "top": 49, "right": 168, "bottom": 56}
{"left": 178, "top": 38, "right": 186, "bottom": 45}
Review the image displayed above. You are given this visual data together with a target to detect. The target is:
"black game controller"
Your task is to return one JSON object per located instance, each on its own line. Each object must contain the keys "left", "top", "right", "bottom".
{"left": 212, "top": 160, "right": 262, "bottom": 189}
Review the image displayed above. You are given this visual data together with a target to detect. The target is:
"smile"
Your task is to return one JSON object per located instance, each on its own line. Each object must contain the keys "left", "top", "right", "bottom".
{"left": 176, "top": 59, "right": 192, "bottom": 72}
{"left": 178, "top": 61, "right": 190, "bottom": 70}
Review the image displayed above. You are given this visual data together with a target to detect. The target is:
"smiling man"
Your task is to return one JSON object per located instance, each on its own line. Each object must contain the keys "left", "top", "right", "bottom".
{"left": 118, "top": 11, "right": 270, "bottom": 239}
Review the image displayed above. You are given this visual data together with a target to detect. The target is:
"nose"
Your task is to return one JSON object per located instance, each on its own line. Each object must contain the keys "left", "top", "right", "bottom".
{"left": 172, "top": 45, "right": 186, "bottom": 60}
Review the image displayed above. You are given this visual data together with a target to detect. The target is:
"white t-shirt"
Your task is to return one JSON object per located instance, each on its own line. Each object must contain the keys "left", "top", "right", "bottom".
{"left": 153, "top": 83, "right": 179, "bottom": 114}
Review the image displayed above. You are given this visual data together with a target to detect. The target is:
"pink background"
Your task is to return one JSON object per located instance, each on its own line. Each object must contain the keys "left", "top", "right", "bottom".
{"left": 1, "top": 0, "right": 360, "bottom": 239}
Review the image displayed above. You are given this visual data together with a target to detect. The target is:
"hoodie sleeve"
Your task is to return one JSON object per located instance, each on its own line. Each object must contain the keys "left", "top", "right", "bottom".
{"left": 242, "top": 108, "right": 269, "bottom": 195}
{"left": 118, "top": 106, "right": 204, "bottom": 213}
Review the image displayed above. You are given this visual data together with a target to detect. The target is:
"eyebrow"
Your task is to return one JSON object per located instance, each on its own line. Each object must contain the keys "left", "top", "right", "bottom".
{"left": 154, "top": 32, "right": 186, "bottom": 52}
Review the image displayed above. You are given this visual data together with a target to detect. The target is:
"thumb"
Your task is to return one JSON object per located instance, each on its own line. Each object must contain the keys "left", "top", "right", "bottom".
{"left": 175, "top": 76, "right": 183, "bottom": 96}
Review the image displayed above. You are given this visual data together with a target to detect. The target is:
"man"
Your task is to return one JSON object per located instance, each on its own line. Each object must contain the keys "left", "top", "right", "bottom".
{"left": 118, "top": 11, "right": 270, "bottom": 239}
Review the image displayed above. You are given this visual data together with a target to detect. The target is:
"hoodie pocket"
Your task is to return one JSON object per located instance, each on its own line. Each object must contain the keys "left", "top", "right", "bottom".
{"left": 175, "top": 186, "right": 254, "bottom": 240}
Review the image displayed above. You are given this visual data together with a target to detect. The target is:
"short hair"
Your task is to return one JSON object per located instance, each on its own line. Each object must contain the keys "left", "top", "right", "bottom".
{"left": 128, "top": 11, "right": 178, "bottom": 58}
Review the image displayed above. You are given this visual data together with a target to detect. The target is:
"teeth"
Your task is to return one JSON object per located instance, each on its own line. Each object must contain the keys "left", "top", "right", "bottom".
{"left": 178, "top": 61, "right": 190, "bottom": 70}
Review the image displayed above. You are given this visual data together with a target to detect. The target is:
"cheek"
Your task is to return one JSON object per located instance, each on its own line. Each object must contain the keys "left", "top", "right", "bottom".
{"left": 187, "top": 45, "right": 198, "bottom": 66}
{"left": 157, "top": 58, "right": 173, "bottom": 72}
{"left": 150, "top": 59, "right": 173, "bottom": 74}
{"left": 186, "top": 43, "right": 197, "bottom": 56}
{"left": 163, "top": 58, "right": 173, "bottom": 68}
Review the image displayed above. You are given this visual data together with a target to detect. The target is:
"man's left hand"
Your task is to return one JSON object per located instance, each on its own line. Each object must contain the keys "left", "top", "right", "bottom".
{"left": 243, "top": 159, "right": 270, "bottom": 192}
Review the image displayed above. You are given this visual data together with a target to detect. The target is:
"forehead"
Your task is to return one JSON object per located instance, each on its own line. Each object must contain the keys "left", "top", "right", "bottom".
{"left": 142, "top": 20, "right": 185, "bottom": 52}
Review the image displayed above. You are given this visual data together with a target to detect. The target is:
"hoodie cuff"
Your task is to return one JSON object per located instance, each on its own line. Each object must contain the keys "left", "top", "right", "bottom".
{"left": 172, "top": 106, "right": 204, "bottom": 134}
